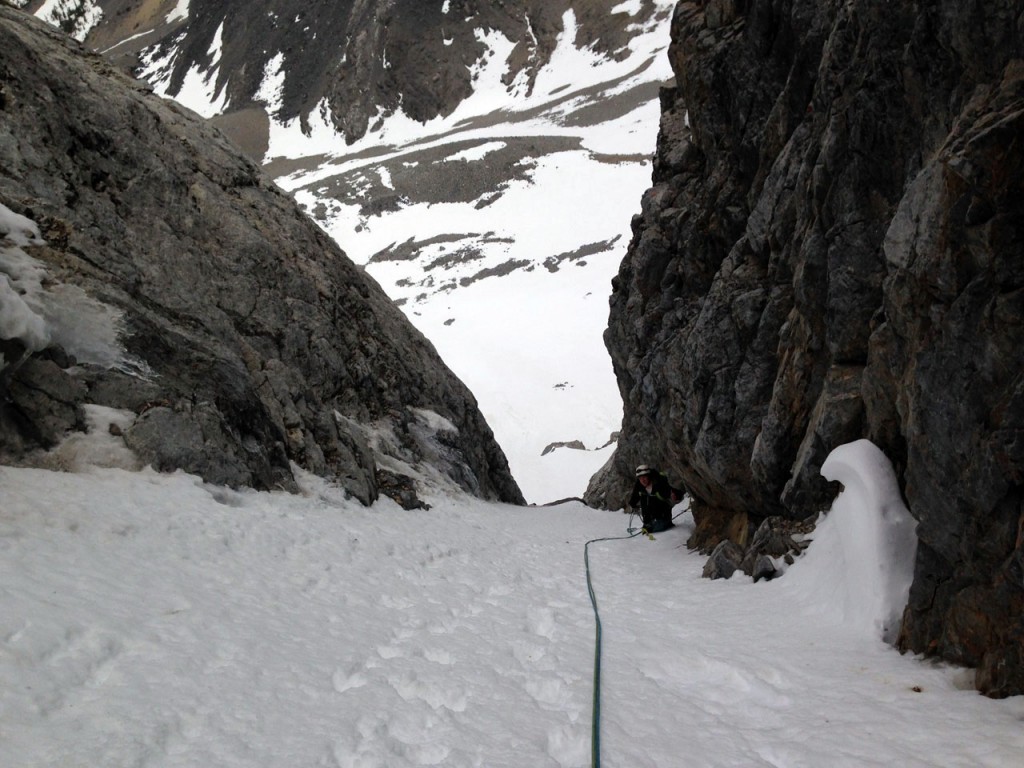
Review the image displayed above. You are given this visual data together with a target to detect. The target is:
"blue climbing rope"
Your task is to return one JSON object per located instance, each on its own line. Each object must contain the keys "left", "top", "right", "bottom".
{"left": 584, "top": 527, "right": 642, "bottom": 768}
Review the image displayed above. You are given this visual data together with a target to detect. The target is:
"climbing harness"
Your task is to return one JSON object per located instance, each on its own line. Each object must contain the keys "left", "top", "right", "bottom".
{"left": 584, "top": 501, "right": 691, "bottom": 767}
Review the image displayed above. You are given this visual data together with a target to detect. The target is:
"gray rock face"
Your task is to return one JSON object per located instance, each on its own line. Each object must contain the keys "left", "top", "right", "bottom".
{"left": 597, "top": 0, "right": 1024, "bottom": 695}
{"left": 41, "top": 0, "right": 671, "bottom": 150}
{"left": 0, "top": 7, "right": 524, "bottom": 506}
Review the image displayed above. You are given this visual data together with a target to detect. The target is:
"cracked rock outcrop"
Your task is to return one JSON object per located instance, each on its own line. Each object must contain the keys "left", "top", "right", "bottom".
{"left": 593, "top": 0, "right": 1024, "bottom": 696}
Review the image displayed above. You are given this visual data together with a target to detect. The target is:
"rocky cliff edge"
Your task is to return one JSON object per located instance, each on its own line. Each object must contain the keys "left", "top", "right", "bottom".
{"left": 0, "top": 7, "right": 524, "bottom": 507}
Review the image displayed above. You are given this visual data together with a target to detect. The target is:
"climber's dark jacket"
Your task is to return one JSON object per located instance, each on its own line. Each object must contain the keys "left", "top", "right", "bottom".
{"left": 629, "top": 472, "right": 678, "bottom": 532}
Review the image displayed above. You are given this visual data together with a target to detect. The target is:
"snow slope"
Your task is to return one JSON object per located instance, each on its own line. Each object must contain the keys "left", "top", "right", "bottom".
{"left": 3, "top": 438, "right": 1022, "bottom": 766}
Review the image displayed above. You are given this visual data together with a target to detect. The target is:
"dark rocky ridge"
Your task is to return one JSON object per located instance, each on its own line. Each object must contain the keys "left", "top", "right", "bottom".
{"left": 590, "top": 0, "right": 1024, "bottom": 696}
{"left": 30, "top": 0, "right": 671, "bottom": 149}
{"left": 0, "top": 6, "right": 524, "bottom": 506}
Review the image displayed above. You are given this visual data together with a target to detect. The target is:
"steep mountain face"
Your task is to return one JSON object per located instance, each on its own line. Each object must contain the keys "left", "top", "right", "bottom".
{"left": 26, "top": 0, "right": 677, "bottom": 503}
{"left": 594, "top": 0, "right": 1024, "bottom": 695}
{"left": 29, "top": 0, "right": 661, "bottom": 149}
{"left": 0, "top": 6, "right": 524, "bottom": 505}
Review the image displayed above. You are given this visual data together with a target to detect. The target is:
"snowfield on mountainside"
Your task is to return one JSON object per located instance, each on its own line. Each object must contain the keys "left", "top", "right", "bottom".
{"left": 270, "top": 4, "right": 678, "bottom": 505}
{"left": 51, "top": 0, "right": 681, "bottom": 504}
{"left": 2, "top": 428, "right": 1023, "bottom": 767}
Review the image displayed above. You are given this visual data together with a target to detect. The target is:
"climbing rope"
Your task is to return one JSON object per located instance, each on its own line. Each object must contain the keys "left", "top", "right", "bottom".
{"left": 584, "top": 499, "right": 691, "bottom": 767}
{"left": 584, "top": 527, "right": 642, "bottom": 768}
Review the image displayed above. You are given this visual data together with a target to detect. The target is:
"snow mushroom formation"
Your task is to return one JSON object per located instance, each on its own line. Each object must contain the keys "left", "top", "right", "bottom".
{"left": 791, "top": 439, "right": 918, "bottom": 643}
{"left": 592, "top": 0, "right": 1024, "bottom": 696}
{"left": 0, "top": 7, "right": 523, "bottom": 506}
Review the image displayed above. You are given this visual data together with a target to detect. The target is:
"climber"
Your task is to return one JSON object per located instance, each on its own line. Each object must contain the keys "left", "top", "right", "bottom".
{"left": 629, "top": 465, "right": 680, "bottom": 533}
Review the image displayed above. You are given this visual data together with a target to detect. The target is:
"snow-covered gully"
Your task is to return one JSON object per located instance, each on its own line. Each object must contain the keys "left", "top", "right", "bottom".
{"left": 2, "top": 457, "right": 1021, "bottom": 767}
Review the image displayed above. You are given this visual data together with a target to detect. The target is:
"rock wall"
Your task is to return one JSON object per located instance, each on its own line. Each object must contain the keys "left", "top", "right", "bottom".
{"left": 0, "top": 7, "right": 524, "bottom": 506}
{"left": 595, "top": 0, "right": 1024, "bottom": 696}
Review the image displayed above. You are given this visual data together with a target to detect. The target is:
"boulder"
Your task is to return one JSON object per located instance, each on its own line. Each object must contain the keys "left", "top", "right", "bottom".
{"left": 702, "top": 540, "right": 744, "bottom": 580}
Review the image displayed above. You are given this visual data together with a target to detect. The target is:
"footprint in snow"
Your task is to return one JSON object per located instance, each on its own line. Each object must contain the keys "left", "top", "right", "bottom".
{"left": 546, "top": 722, "right": 590, "bottom": 767}
{"left": 526, "top": 606, "right": 557, "bottom": 640}
{"left": 332, "top": 711, "right": 450, "bottom": 768}
{"left": 332, "top": 666, "right": 368, "bottom": 693}
{"left": 421, "top": 647, "right": 454, "bottom": 665}
{"left": 511, "top": 638, "right": 548, "bottom": 665}
{"left": 388, "top": 669, "right": 468, "bottom": 712}
{"left": 525, "top": 676, "right": 575, "bottom": 709}
{"left": 376, "top": 643, "right": 405, "bottom": 660}
{"left": 380, "top": 593, "right": 415, "bottom": 610}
